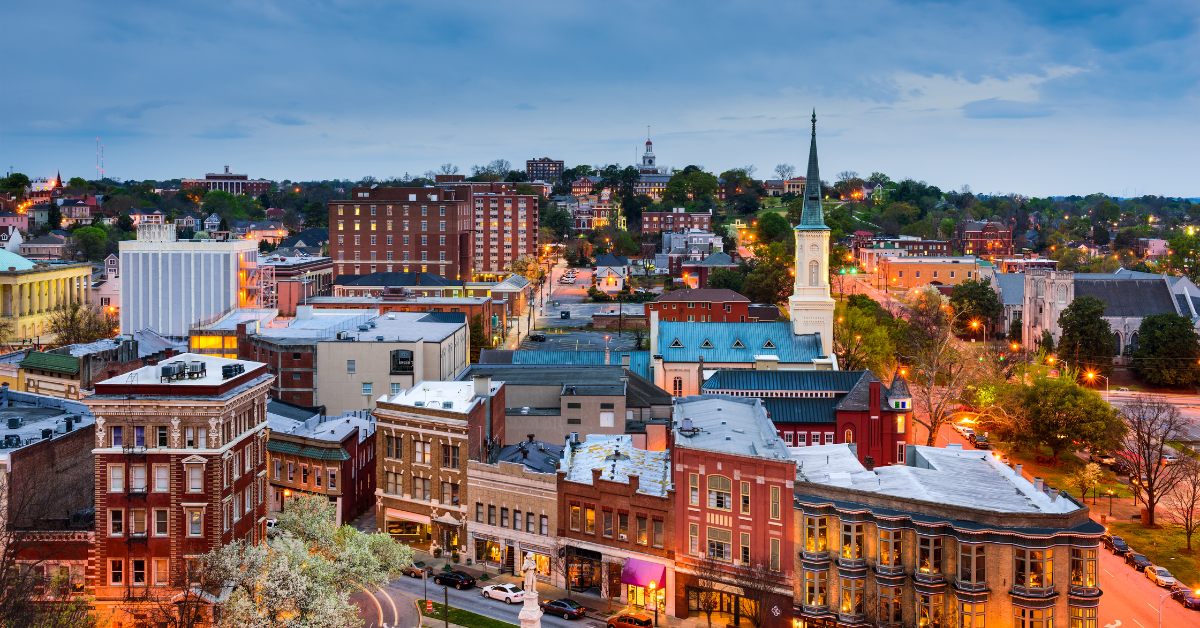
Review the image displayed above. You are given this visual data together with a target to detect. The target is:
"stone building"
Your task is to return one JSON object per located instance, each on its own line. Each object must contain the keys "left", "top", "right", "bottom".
{"left": 0, "top": 249, "right": 92, "bottom": 342}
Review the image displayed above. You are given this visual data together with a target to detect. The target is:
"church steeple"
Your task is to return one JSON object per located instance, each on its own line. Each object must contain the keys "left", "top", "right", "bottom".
{"left": 799, "top": 110, "right": 826, "bottom": 229}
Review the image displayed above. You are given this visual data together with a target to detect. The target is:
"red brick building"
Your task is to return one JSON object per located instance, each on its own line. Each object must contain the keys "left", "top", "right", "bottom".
{"left": 670, "top": 395, "right": 795, "bottom": 628}
{"left": 641, "top": 208, "right": 712, "bottom": 233}
{"left": 265, "top": 407, "right": 376, "bottom": 525}
{"left": 181, "top": 166, "right": 272, "bottom": 196}
{"left": 83, "top": 354, "right": 272, "bottom": 621}
{"left": 953, "top": 214, "right": 1014, "bottom": 260}
{"left": 557, "top": 435, "right": 676, "bottom": 615}
{"left": 645, "top": 289, "right": 752, "bottom": 322}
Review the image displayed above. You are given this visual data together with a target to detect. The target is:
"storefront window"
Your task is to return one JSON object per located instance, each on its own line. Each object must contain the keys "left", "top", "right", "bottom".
{"left": 533, "top": 552, "right": 551, "bottom": 577}
{"left": 474, "top": 539, "right": 503, "bottom": 564}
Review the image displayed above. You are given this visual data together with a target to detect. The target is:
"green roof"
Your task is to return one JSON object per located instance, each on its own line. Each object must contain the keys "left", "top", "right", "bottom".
{"left": 266, "top": 440, "right": 350, "bottom": 461}
{"left": 19, "top": 351, "right": 80, "bottom": 374}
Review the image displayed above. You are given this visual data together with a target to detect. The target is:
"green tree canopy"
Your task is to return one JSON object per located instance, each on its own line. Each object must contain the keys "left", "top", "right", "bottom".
{"left": 1056, "top": 295, "right": 1114, "bottom": 377}
{"left": 949, "top": 279, "right": 1003, "bottom": 329}
{"left": 833, "top": 301, "right": 895, "bottom": 373}
{"left": 73, "top": 226, "right": 108, "bottom": 261}
{"left": 706, "top": 267, "right": 745, "bottom": 293}
{"left": 741, "top": 242, "right": 793, "bottom": 304}
{"left": 663, "top": 168, "right": 720, "bottom": 205}
{"left": 756, "top": 212, "right": 791, "bottom": 243}
{"left": 1132, "top": 312, "right": 1200, "bottom": 386}
{"left": 1009, "top": 373, "right": 1123, "bottom": 462}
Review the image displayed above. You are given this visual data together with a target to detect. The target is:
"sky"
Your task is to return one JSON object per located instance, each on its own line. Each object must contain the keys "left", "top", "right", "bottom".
{"left": 2, "top": 0, "right": 1198, "bottom": 197}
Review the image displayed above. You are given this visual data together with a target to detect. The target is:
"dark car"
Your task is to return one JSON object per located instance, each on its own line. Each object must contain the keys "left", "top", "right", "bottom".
{"left": 969, "top": 434, "right": 991, "bottom": 449}
{"left": 529, "top": 333, "right": 547, "bottom": 342}
{"left": 1125, "top": 552, "right": 1153, "bottom": 570}
{"left": 540, "top": 598, "right": 586, "bottom": 619}
{"left": 1103, "top": 534, "right": 1130, "bottom": 556}
{"left": 433, "top": 570, "right": 476, "bottom": 590}
{"left": 1172, "top": 587, "right": 1200, "bottom": 610}
{"left": 1110, "top": 460, "right": 1132, "bottom": 475}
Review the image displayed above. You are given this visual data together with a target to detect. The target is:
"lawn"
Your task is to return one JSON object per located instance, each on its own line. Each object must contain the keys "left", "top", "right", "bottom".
{"left": 996, "top": 444, "right": 1134, "bottom": 500}
{"left": 419, "top": 599, "right": 518, "bottom": 628}
{"left": 1108, "top": 522, "right": 1200, "bottom": 590}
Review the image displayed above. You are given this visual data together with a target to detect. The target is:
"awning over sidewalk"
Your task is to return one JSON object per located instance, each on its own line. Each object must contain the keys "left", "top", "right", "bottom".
{"left": 621, "top": 557, "right": 666, "bottom": 588}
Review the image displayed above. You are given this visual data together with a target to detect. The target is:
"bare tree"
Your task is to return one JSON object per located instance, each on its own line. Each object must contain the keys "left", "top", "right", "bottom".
{"left": 549, "top": 536, "right": 575, "bottom": 600}
{"left": 599, "top": 555, "right": 625, "bottom": 612}
{"left": 488, "top": 159, "right": 513, "bottom": 177}
{"left": 836, "top": 171, "right": 860, "bottom": 183}
{"left": 774, "top": 164, "right": 795, "bottom": 181}
{"left": 120, "top": 560, "right": 214, "bottom": 628}
{"left": 1163, "top": 456, "right": 1200, "bottom": 549}
{"left": 423, "top": 170, "right": 439, "bottom": 181}
{"left": 686, "top": 554, "right": 728, "bottom": 628}
{"left": 741, "top": 165, "right": 757, "bottom": 179}
{"left": 46, "top": 303, "right": 117, "bottom": 347}
{"left": 728, "top": 554, "right": 791, "bottom": 628}
{"left": 439, "top": 163, "right": 460, "bottom": 176}
{"left": 1120, "top": 395, "right": 1191, "bottom": 526}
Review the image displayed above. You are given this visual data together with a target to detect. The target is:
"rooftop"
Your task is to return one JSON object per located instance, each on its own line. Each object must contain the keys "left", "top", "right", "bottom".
{"left": 672, "top": 395, "right": 794, "bottom": 461}
{"left": 0, "top": 389, "right": 95, "bottom": 460}
{"left": 493, "top": 438, "right": 565, "bottom": 474}
{"left": 478, "top": 350, "right": 652, "bottom": 381}
{"left": 386, "top": 379, "right": 501, "bottom": 412}
{"left": 266, "top": 405, "right": 375, "bottom": 448}
{"left": 561, "top": 434, "right": 672, "bottom": 497}
{"left": 792, "top": 444, "right": 1081, "bottom": 515}
{"left": 303, "top": 312, "right": 465, "bottom": 344}
{"left": 653, "top": 289, "right": 749, "bottom": 304}
{"left": 702, "top": 370, "right": 863, "bottom": 392}
{"left": 656, "top": 321, "right": 825, "bottom": 363}
{"left": 92, "top": 353, "right": 266, "bottom": 393}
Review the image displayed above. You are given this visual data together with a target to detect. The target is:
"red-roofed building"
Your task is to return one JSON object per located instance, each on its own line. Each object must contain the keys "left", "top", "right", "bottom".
{"left": 645, "top": 289, "right": 753, "bottom": 322}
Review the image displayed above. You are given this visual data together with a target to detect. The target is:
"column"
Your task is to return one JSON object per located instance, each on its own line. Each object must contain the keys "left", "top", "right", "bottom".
{"left": 14, "top": 284, "right": 21, "bottom": 317}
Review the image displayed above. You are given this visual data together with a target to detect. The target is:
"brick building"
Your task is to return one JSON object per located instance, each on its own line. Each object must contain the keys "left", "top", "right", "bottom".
{"left": 641, "top": 208, "right": 712, "bottom": 233}
{"left": 953, "top": 214, "right": 1014, "bottom": 260}
{"left": 670, "top": 396, "right": 796, "bottom": 628}
{"left": 82, "top": 354, "right": 271, "bottom": 621}
{"left": 181, "top": 166, "right": 272, "bottom": 196}
{"left": 557, "top": 434, "right": 675, "bottom": 615}
{"left": 372, "top": 377, "right": 505, "bottom": 552}
{"left": 645, "top": 289, "right": 752, "bottom": 322}
{"left": 527, "top": 158, "right": 564, "bottom": 183}
{"left": 878, "top": 256, "right": 982, "bottom": 290}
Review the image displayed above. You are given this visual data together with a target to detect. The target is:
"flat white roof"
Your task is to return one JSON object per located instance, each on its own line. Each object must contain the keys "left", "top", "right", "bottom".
{"left": 99, "top": 353, "right": 265, "bottom": 388}
{"left": 387, "top": 380, "right": 501, "bottom": 412}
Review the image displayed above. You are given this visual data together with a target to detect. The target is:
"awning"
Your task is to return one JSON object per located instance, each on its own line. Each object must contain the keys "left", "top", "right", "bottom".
{"left": 621, "top": 557, "right": 666, "bottom": 588}
{"left": 385, "top": 508, "right": 431, "bottom": 525}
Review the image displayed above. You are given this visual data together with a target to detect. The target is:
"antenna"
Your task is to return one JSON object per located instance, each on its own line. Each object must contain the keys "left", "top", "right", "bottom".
{"left": 95, "top": 138, "right": 100, "bottom": 180}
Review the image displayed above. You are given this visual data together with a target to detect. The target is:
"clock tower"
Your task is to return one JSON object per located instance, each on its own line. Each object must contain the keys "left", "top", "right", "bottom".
{"left": 789, "top": 110, "right": 836, "bottom": 358}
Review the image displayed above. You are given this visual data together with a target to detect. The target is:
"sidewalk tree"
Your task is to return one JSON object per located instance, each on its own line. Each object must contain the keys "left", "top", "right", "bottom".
{"left": 1164, "top": 457, "right": 1200, "bottom": 551}
{"left": 1120, "top": 395, "right": 1191, "bottom": 526}
{"left": 833, "top": 301, "right": 894, "bottom": 374}
{"left": 688, "top": 555, "right": 727, "bottom": 628}
{"left": 1066, "top": 462, "right": 1104, "bottom": 503}
{"left": 729, "top": 553, "right": 790, "bottom": 628}
{"left": 600, "top": 556, "right": 625, "bottom": 612}
{"left": 1132, "top": 312, "right": 1200, "bottom": 386}
{"left": 1055, "top": 295, "right": 1114, "bottom": 377}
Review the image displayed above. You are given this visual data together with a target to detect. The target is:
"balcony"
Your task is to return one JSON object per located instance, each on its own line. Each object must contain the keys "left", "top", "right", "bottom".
{"left": 125, "top": 533, "right": 148, "bottom": 546}
{"left": 954, "top": 579, "right": 989, "bottom": 594}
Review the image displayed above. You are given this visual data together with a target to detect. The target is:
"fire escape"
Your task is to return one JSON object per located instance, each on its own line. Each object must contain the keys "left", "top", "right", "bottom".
{"left": 239, "top": 253, "right": 277, "bottom": 309}
{"left": 123, "top": 440, "right": 149, "bottom": 601}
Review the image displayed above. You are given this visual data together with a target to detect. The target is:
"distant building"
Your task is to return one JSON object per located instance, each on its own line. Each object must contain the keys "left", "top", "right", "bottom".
{"left": 953, "top": 212, "right": 1013, "bottom": 259}
{"left": 526, "top": 158, "right": 565, "bottom": 183}
{"left": 641, "top": 208, "right": 711, "bottom": 233}
{"left": 594, "top": 253, "right": 630, "bottom": 293}
{"left": 21, "top": 331, "right": 183, "bottom": 399}
{"left": 783, "top": 176, "right": 807, "bottom": 196}
{"left": 878, "top": 255, "right": 981, "bottom": 290}
{"left": 0, "top": 249, "right": 92, "bottom": 342}
{"left": 0, "top": 211, "right": 30, "bottom": 233}
{"left": 233, "top": 220, "right": 287, "bottom": 244}
{"left": 645, "top": 289, "right": 751, "bottom": 322}
{"left": 19, "top": 235, "right": 67, "bottom": 260}
{"left": 331, "top": 271, "right": 464, "bottom": 298}
{"left": 636, "top": 140, "right": 670, "bottom": 200}
{"left": 999, "top": 257, "right": 1058, "bottom": 273}
{"left": 181, "top": 165, "right": 272, "bottom": 196}
{"left": 261, "top": 253, "right": 334, "bottom": 315}
{"left": 680, "top": 252, "right": 737, "bottom": 289}
{"left": 0, "top": 225, "right": 23, "bottom": 252}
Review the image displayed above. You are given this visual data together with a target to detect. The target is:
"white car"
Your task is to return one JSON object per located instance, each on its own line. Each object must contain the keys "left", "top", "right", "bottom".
{"left": 482, "top": 583, "right": 525, "bottom": 604}
{"left": 1161, "top": 454, "right": 1181, "bottom": 466}
{"left": 1145, "top": 565, "right": 1178, "bottom": 588}
{"left": 958, "top": 427, "right": 976, "bottom": 439}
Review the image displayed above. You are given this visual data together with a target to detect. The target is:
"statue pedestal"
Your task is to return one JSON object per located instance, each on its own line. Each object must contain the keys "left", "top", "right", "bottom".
{"left": 518, "top": 590, "right": 543, "bottom": 628}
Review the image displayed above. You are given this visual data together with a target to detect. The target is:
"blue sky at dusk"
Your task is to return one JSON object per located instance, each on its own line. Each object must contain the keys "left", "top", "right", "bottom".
{"left": 2, "top": 0, "right": 1197, "bottom": 197}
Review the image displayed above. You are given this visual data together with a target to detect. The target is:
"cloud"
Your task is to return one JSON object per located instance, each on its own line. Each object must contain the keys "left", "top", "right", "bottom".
{"left": 263, "top": 114, "right": 309, "bottom": 126}
{"left": 961, "top": 98, "right": 1055, "bottom": 119}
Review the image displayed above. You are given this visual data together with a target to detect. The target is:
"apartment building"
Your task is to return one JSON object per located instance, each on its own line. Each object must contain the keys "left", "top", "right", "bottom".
{"left": 526, "top": 158, "right": 564, "bottom": 183}
{"left": 791, "top": 444, "right": 1101, "bottom": 628}
{"left": 372, "top": 377, "right": 505, "bottom": 552}
{"left": 83, "top": 354, "right": 272, "bottom": 620}
{"left": 645, "top": 289, "right": 751, "bottom": 323}
{"left": 467, "top": 186, "right": 539, "bottom": 279}
{"left": 641, "top": 208, "right": 712, "bottom": 234}
{"left": 953, "top": 214, "right": 1014, "bottom": 260}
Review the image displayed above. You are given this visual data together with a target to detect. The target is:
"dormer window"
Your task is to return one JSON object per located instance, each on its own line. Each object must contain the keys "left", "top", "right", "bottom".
{"left": 669, "top": 338, "right": 684, "bottom": 348}
{"left": 762, "top": 340, "right": 776, "bottom": 350}
{"left": 700, "top": 339, "right": 713, "bottom": 349}
{"left": 732, "top": 339, "right": 745, "bottom": 349}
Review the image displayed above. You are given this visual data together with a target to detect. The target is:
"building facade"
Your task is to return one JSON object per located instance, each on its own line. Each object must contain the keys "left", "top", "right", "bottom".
{"left": 181, "top": 166, "right": 272, "bottom": 196}
{"left": 641, "top": 209, "right": 712, "bottom": 233}
{"left": 265, "top": 410, "right": 376, "bottom": 525}
{"left": 645, "top": 289, "right": 751, "bottom": 323}
{"left": 877, "top": 256, "right": 981, "bottom": 290}
{"left": 953, "top": 216, "right": 1014, "bottom": 260}
{"left": 0, "top": 249, "right": 92, "bottom": 342}
{"left": 526, "top": 158, "right": 565, "bottom": 183}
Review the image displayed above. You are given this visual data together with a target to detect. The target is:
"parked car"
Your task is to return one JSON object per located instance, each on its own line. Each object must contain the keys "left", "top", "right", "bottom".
{"left": 1089, "top": 450, "right": 1117, "bottom": 466}
{"left": 1125, "top": 552, "right": 1153, "bottom": 570}
{"left": 433, "top": 570, "right": 476, "bottom": 589}
{"left": 1110, "top": 460, "right": 1132, "bottom": 475}
{"left": 969, "top": 434, "right": 991, "bottom": 449}
{"left": 402, "top": 564, "right": 430, "bottom": 578}
{"left": 1146, "top": 565, "right": 1178, "bottom": 587}
{"left": 1172, "top": 586, "right": 1200, "bottom": 610}
{"left": 482, "top": 583, "right": 524, "bottom": 604}
{"left": 529, "top": 333, "right": 547, "bottom": 342}
{"left": 1103, "top": 534, "right": 1130, "bottom": 556}
{"left": 540, "top": 598, "right": 586, "bottom": 619}
{"left": 607, "top": 613, "right": 655, "bottom": 628}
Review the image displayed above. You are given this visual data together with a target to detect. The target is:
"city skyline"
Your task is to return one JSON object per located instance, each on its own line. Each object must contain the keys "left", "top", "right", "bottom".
{"left": 2, "top": 0, "right": 1197, "bottom": 197}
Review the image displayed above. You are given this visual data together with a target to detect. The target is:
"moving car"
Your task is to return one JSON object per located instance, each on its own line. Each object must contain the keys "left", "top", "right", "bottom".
{"left": 957, "top": 426, "right": 976, "bottom": 440}
{"left": 402, "top": 564, "right": 431, "bottom": 578}
{"left": 1161, "top": 454, "right": 1181, "bottom": 466}
{"left": 1089, "top": 450, "right": 1117, "bottom": 466}
{"left": 607, "top": 613, "right": 655, "bottom": 628}
{"left": 482, "top": 583, "right": 524, "bottom": 604}
{"left": 1125, "top": 552, "right": 1153, "bottom": 570}
{"left": 433, "top": 570, "right": 476, "bottom": 589}
{"left": 969, "top": 434, "right": 991, "bottom": 450}
{"left": 1102, "top": 534, "right": 1130, "bottom": 556}
{"left": 540, "top": 598, "right": 586, "bottom": 619}
{"left": 529, "top": 333, "right": 547, "bottom": 342}
{"left": 1146, "top": 565, "right": 1178, "bottom": 587}
{"left": 1171, "top": 586, "right": 1200, "bottom": 610}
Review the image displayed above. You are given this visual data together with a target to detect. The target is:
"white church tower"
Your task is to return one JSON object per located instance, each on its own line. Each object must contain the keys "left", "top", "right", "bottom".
{"left": 789, "top": 110, "right": 836, "bottom": 357}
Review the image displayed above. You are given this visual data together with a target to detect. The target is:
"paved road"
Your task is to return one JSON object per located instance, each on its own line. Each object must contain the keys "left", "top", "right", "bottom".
{"left": 351, "top": 573, "right": 606, "bottom": 628}
{"left": 534, "top": 264, "right": 647, "bottom": 329}
{"left": 520, "top": 330, "right": 638, "bottom": 352}
{"left": 1106, "top": 391, "right": 1200, "bottom": 443}
{"left": 1097, "top": 544, "right": 1197, "bottom": 628}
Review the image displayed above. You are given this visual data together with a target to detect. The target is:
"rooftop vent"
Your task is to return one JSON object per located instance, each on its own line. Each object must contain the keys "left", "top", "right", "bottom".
{"left": 357, "top": 325, "right": 370, "bottom": 331}
{"left": 220, "top": 363, "right": 245, "bottom": 380}
{"left": 387, "top": 313, "right": 396, "bottom": 319}
{"left": 605, "top": 447, "right": 630, "bottom": 462}
{"left": 6, "top": 417, "right": 22, "bottom": 430}
{"left": 376, "top": 336, "right": 384, "bottom": 341}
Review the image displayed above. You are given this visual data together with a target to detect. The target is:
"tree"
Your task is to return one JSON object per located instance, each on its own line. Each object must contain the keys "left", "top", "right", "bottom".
{"left": 1015, "top": 374, "right": 1122, "bottom": 462}
{"left": 509, "top": 255, "right": 541, "bottom": 281}
{"left": 1163, "top": 457, "right": 1200, "bottom": 550}
{"left": 706, "top": 267, "right": 745, "bottom": 293}
{"left": 600, "top": 556, "right": 625, "bottom": 612}
{"left": 47, "top": 203, "right": 63, "bottom": 230}
{"left": 688, "top": 554, "right": 728, "bottom": 628}
{"left": 1132, "top": 313, "right": 1200, "bottom": 386}
{"left": 1067, "top": 463, "right": 1105, "bottom": 503}
{"left": 1, "top": 172, "right": 31, "bottom": 198}
{"left": 949, "top": 279, "right": 1003, "bottom": 331}
{"left": 785, "top": 197, "right": 805, "bottom": 224}
{"left": 741, "top": 243, "right": 793, "bottom": 305}
{"left": 1009, "top": 313, "right": 1022, "bottom": 343}
{"left": 1120, "top": 396, "right": 1192, "bottom": 526}
{"left": 755, "top": 212, "right": 790, "bottom": 243}
{"left": 728, "top": 553, "right": 790, "bottom": 628}
{"left": 1056, "top": 295, "right": 1114, "bottom": 377}
{"left": 774, "top": 164, "right": 796, "bottom": 181}
{"left": 939, "top": 217, "right": 956, "bottom": 241}
{"left": 469, "top": 314, "right": 491, "bottom": 363}
{"left": 67, "top": 176, "right": 89, "bottom": 189}
{"left": 834, "top": 302, "right": 895, "bottom": 373}
{"left": 47, "top": 303, "right": 115, "bottom": 346}
{"left": 73, "top": 225, "right": 108, "bottom": 261}
{"left": 438, "top": 163, "right": 459, "bottom": 176}
{"left": 663, "top": 169, "right": 719, "bottom": 206}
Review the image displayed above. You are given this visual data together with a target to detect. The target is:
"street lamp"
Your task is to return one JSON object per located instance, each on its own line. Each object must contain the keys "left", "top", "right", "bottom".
{"left": 282, "top": 489, "right": 291, "bottom": 513}
{"left": 648, "top": 581, "right": 658, "bottom": 626}
{"left": 1086, "top": 372, "right": 1110, "bottom": 403}
{"left": 1107, "top": 489, "right": 1114, "bottom": 516}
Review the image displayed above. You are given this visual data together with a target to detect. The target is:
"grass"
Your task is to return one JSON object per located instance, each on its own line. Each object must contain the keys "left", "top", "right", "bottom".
{"left": 1168, "top": 441, "right": 1200, "bottom": 461}
{"left": 1108, "top": 522, "right": 1200, "bottom": 590}
{"left": 995, "top": 443, "right": 1134, "bottom": 500}
{"left": 419, "top": 599, "right": 519, "bottom": 628}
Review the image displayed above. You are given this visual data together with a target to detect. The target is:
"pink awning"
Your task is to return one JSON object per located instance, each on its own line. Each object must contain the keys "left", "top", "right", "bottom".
{"left": 621, "top": 557, "right": 666, "bottom": 589}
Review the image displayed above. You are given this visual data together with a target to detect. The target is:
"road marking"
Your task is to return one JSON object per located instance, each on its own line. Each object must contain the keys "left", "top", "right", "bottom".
{"left": 1104, "top": 569, "right": 1114, "bottom": 576}
{"left": 1132, "top": 619, "right": 1145, "bottom": 628}
{"left": 1103, "top": 621, "right": 1122, "bottom": 628}
{"left": 379, "top": 587, "right": 400, "bottom": 626}
{"left": 362, "top": 587, "right": 385, "bottom": 627}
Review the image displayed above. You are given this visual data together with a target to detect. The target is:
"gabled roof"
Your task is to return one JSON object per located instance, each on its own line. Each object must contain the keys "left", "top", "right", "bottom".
{"left": 762, "top": 398, "right": 840, "bottom": 424}
{"left": 993, "top": 273, "right": 1025, "bottom": 306}
{"left": 20, "top": 351, "right": 80, "bottom": 375}
{"left": 834, "top": 371, "right": 892, "bottom": 411}
{"left": 595, "top": 253, "right": 629, "bottom": 267}
{"left": 657, "top": 321, "right": 823, "bottom": 363}
{"left": 24, "top": 235, "right": 64, "bottom": 245}
{"left": 1074, "top": 278, "right": 1178, "bottom": 318}
{"left": 688, "top": 252, "right": 735, "bottom": 267}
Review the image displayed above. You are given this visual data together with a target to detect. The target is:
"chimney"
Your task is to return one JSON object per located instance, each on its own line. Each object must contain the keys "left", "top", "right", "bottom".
{"left": 864, "top": 455, "right": 875, "bottom": 471}
{"left": 1014, "top": 463, "right": 1023, "bottom": 477}
{"left": 605, "top": 347, "right": 611, "bottom": 365}
{"left": 592, "top": 467, "right": 602, "bottom": 484}
{"left": 629, "top": 474, "right": 641, "bottom": 492}
{"left": 473, "top": 375, "right": 491, "bottom": 398}
{"left": 869, "top": 380, "right": 881, "bottom": 418}
{"left": 527, "top": 434, "right": 536, "bottom": 443}
{"left": 1049, "top": 488, "right": 1060, "bottom": 501}
{"left": 1034, "top": 477, "right": 1044, "bottom": 492}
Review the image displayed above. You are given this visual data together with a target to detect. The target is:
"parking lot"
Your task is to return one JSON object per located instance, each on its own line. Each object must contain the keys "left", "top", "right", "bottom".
{"left": 520, "top": 330, "right": 638, "bottom": 351}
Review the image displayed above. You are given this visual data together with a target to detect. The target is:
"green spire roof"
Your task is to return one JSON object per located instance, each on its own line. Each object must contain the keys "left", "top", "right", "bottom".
{"left": 798, "top": 109, "right": 828, "bottom": 230}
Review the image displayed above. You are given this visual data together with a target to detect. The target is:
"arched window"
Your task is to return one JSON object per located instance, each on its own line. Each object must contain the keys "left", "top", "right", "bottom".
{"left": 708, "top": 475, "right": 732, "bottom": 510}
{"left": 1056, "top": 285, "right": 1067, "bottom": 304}
{"left": 1113, "top": 331, "right": 1122, "bottom": 354}
{"left": 844, "top": 429, "right": 854, "bottom": 444}
{"left": 809, "top": 260, "right": 819, "bottom": 287}
{"left": 809, "top": 243, "right": 819, "bottom": 258}
{"left": 672, "top": 377, "right": 683, "bottom": 397}
{"left": 1037, "top": 281, "right": 1044, "bottom": 299}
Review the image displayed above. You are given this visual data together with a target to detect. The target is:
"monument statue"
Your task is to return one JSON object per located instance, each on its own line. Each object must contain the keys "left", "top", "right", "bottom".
{"left": 517, "top": 552, "right": 543, "bottom": 628}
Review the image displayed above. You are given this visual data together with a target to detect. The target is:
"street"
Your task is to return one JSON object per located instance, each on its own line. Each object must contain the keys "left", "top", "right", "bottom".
{"left": 1096, "top": 545, "right": 1197, "bottom": 628}
{"left": 533, "top": 263, "right": 646, "bottom": 330}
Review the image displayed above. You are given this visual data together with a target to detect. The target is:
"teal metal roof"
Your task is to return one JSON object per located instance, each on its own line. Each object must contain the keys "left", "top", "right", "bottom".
{"left": 0, "top": 249, "right": 36, "bottom": 271}
{"left": 657, "top": 322, "right": 822, "bottom": 363}
{"left": 762, "top": 398, "right": 839, "bottom": 424}
{"left": 511, "top": 350, "right": 651, "bottom": 380}
{"left": 266, "top": 440, "right": 350, "bottom": 461}
{"left": 702, "top": 370, "right": 865, "bottom": 391}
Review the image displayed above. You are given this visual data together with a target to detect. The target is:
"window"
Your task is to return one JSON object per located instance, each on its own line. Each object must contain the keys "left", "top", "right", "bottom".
{"left": 112, "top": 426, "right": 123, "bottom": 447}
{"left": 570, "top": 505, "right": 580, "bottom": 531}
{"left": 1014, "top": 548, "right": 1053, "bottom": 588}
{"left": 513, "top": 510, "right": 522, "bottom": 531}
{"left": 603, "top": 510, "right": 614, "bottom": 537}
{"left": 187, "top": 466, "right": 203, "bottom": 492}
{"left": 501, "top": 508, "right": 510, "bottom": 528}
{"left": 442, "top": 482, "right": 459, "bottom": 506}
{"left": 918, "top": 594, "right": 943, "bottom": 628}
{"left": 707, "top": 526, "right": 732, "bottom": 560}
{"left": 314, "top": 468, "right": 322, "bottom": 487}
{"left": 328, "top": 469, "right": 336, "bottom": 489}
{"left": 362, "top": 382, "right": 372, "bottom": 395}
{"left": 1070, "top": 548, "right": 1097, "bottom": 587}
{"left": 672, "top": 377, "right": 683, "bottom": 396}
{"left": 415, "top": 441, "right": 431, "bottom": 464}
{"left": 961, "top": 545, "right": 986, "bottom": 584}
{"left": 391, "top": 383, "right": 402, "bottom": 395}
{"left": 879, "top": 586, "right": 902, "bottom": 623}
{"left": 690, "top": 524, "right": 700, "bottom": 555}
{"left": 824, "top": 432, "right": 834, "bottom": 445}
{"left": 600, "top": 411, "right": 614, "bottom": 427}
{"left": 157, "top": 426, "right": 168, "bottom": 447}
{"left": 540, "top": 515, "right": 549, "bottom": 536}
{"left": 653, "top": 519, "right": 664, "bottom": 548}
{"left": 233, "top": 494, "right": 242, "bottom": 520}
{"left": 442, "top": 445, "right": 460, "bottom": 469}
{"left": 385, "top": 472, "right": 399, "bottom": 495}
{"left": 288, "top": 463, "right": 295, "bottom": 482}
{"left": 346, "top": 360, "right": 355, "bottom": 373}
{"left": 488, "top": 505, "right": 497, "bottom": 525}
{"left": 1070, "top": 606, "right": 1096, "bottom": 628}
{"left": 840, "top": 578, "right": 863, "bottom": 615}
{"left": 919, "top": 537, "right": 943, "bottom": 575}
{"left": 154, "top": 559, "right": 169, "bottom": 586}
{"left": 1015, "top": 607, "right": 1050, "bottom": 628}
{"left": 708, "top": 475, "right": 732, "bottom": 510}
{"left": 804, "top": 571, "right": 827, "bottom": 606}
{"left": 273, "top": 460, "right": 281, "bottom": 479}
{"left": 961, "top": 602, "right": 985, "bottom": 628}
{"left": 301, "top": 465, "right": 309, "bottom": 485}
{"left": 154, "top": 509, "right": 168, "bottom": 536}
{"left": 132, "top": 559, "right": 146, "bottom": 585}
{"left": 130, "top": 509, "right": 146, "bottom": 536}
{"left": 770, "top": 485, "right": 781, "bottom": 519}
{"left": 880, "top": 529, "right": 902, "bottom": 567}
{"left": 109, "top": 509, "right": 124, "bottom": 535}
{"left": 740, "top": 482, "right": 751, "bottom": 514}
{"left": 740, "top": 532, "right": 751, "bottom": 563}
{"left": 187, "top": 509, "right": 202, "bottom": 536}
{"left": 841, "top": 523, "right": 864, "bottom": 559}
{"left": 618, "top": 512, "right": 629, "bottom": 541}
{"left": 108, "top": 464, "right": 124, "bottom": 492}
{"left": 111, "top": 560, "right": 123, "bottom": 585}
{"left": 527, "top": 512, "right": 536, "bottom": 534}
{"left": 805, "top": 516, "right": 828, "bottom": 552}
{"left": 897, "top": 442, "right": 907, "bottom": 463}
{"left": 476, "top": 503, "right": 484, "bottom": 523}
{"left": 770, "top": 538, "right": 780, "bottom": 571}
{"left": 415, "top": 477, "right": 431, "bottom": 501}
{"left": 585, "top": 507, "right": 595, "bottom": 534}
{"left": 386, "top": 434, "right": 399, "bottom": 459}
